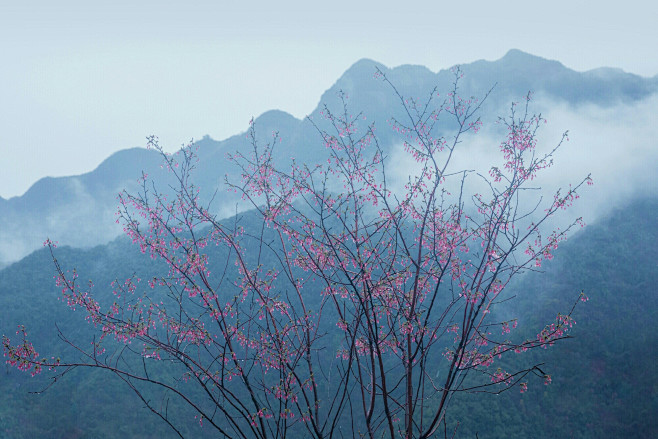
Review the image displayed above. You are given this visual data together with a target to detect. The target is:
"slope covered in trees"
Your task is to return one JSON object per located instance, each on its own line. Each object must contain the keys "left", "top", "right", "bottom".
{"left": 446, "top": 196, "right": 658, "bottom": 438}
{"left": 1, "top": 197, "right": 656, "bottom": 438}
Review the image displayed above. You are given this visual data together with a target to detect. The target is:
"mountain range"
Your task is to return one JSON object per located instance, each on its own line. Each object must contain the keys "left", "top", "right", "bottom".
{"left": 0, "top": 50, "right": 658, "bottom": 267}
{"left": 1, "top": 49, "right": 657, "bottom": 269}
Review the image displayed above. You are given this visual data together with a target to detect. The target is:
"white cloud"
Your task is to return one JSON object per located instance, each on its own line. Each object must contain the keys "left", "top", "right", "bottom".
{"left": 386, "top": 93, "right": 658, "bottom": 229}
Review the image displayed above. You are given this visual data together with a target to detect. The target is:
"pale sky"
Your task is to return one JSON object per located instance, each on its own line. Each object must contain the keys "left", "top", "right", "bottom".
{"left": 1, "top": 0, "right": 656, "bottom": 199}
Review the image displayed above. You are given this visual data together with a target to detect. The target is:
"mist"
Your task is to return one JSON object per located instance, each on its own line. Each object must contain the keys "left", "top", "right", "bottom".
{"left": 387, "top": 93, "right": 658, "bottom": 230}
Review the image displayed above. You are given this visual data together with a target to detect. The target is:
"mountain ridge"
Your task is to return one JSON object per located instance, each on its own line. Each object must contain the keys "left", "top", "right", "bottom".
{"left": 1, "top": 49, "right": 657, "bottom": 267}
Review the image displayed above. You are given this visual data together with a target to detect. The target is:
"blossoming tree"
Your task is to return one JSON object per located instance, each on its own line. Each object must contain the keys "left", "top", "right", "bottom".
{"left": 3, "top": 68, "right": 591, "bottom": 438}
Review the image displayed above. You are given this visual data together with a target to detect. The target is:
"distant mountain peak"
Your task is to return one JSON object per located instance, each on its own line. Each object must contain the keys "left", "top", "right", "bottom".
{"left": 585, "top": 66, "right": 632, "bottom": 79}
{"left": 502, "top": 48, "right": 538, "bottom": 59}
{"left": 333, "top": 59, "right": 389, "bottom": 86}
{"left": 347, "top": 58, "right": 387, "bottom": 72}
{"left": 255, "top": 109, "right": 299, "bottom": 123}
{"left": 252, "top": 110, "right": 302, "bottom": 134}
{"left": 497, "top": 49, "right": 566, "bottom": 70}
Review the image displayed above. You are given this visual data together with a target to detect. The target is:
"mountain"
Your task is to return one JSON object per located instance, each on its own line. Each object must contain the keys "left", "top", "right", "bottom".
{"left": 464, "top": 49, "right": 657, "bottom": 105}
{"left": 1, "top": 196, "right": 655, "bottom": 438}
{"left": 0, "top": 148, "right": 166, "bottom": 267}
{"left": 1, "top": 49, "right": 657, "bottom": 267}
{"left": 446, "top": 196, "right": 658, "bottom": 438}
{"left": 311, "top": 49, "right": 658, "bottom": 128}
{"left": 0, "top": 238, "right": 212, "bottom": 438}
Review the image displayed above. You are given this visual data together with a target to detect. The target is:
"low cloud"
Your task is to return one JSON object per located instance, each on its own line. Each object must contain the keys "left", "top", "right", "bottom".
{"left": 2, "top": 93, "right": 655, "bottom": 270}
{"left": 535, "top": 94, "right": 658, "bottom": 222}
{"left": 387, "top": 93, "right": 658, "bottom": 229}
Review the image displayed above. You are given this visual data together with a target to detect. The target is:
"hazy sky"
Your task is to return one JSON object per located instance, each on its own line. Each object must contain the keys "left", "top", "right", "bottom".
{"left": 1, "top": 0, "right": 656, "bottom": 199}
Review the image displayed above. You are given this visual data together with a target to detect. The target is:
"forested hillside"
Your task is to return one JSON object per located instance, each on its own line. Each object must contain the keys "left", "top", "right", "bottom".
{"left": 446, "top": 196, "right": 658, "bottom": 438}
{"left": 1, "top": 197, "right": 656, "bottom": 438}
